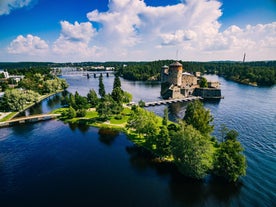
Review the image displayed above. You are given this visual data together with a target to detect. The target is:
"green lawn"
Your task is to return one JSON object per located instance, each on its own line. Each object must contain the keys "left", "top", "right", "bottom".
{"left": 0, "top": 112, "right": 17, "bottom": 122}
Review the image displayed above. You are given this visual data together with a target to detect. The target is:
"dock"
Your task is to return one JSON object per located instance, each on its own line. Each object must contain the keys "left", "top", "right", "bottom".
{"left": 0, "top": 114, "right": 61, "bottom": 128}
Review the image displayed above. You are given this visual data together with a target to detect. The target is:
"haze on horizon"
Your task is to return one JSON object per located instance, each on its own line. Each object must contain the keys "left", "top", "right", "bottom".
{"left": 0, "top": 0, "right": 275, "bottom": 63}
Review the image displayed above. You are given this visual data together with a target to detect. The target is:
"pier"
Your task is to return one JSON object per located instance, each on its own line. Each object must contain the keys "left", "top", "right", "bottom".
{"left": 0, "top": 114, "right": 61, "bottom": 128}
{"left": 128, "top": 96, "right": 203, "bottom": 107}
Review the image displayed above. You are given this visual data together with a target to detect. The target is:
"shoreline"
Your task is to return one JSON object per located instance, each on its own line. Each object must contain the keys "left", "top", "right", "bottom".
{"left": 0, "top": 90, "right": 64, "bottom": 122}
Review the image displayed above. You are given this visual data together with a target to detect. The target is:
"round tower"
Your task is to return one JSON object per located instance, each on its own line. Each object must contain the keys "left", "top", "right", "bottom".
{"left": 161, "top": 65, "right": 169, "bottom": 83}
{"left": 169, "top": 61, "right": 183, "bottom": 86}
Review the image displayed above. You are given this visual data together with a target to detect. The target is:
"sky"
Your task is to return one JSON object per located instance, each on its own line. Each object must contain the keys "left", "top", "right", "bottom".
{"left": 0, "top": 0, "right": 275, "bottom": 62}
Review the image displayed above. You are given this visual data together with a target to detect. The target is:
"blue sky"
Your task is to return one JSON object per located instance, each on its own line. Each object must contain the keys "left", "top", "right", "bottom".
{"left": 0, "top": 0, "right": 275, "bottom": 62}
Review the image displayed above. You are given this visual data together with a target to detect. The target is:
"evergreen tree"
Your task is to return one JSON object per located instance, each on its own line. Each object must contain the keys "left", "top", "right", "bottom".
{"left": 87, "top": 89, "right": 98, "bottom": 107}
{"left": 98, "top": 74, "right": 105, "bottom": 98}
{"left": 113, "top": 73, "right": 121, "bottom": 89}
{"left": 162, "top": 108, "right": 168, "bottom": 126}
{"left": 111, "top": 87, "right": 123, "bottom": 103}
{"left": 96, "top": 95, "right": 113, "bottom": 120}
{"left": 67, "top": 106, "right": 76, "bottom": 119}
{"left": 111, "top": 74, "right": 124, "bottom": 103}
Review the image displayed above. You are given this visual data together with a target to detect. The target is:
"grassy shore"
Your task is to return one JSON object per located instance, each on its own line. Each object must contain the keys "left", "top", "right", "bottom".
{"left": 52, "top": 107, "right": 166, "bottom": 151}
{"left": 0, "top": 90, "right": 64, "bottom": 122}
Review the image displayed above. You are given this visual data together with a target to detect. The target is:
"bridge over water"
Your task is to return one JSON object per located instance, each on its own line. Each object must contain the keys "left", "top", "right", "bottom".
{"left": 0, "top": 114, "right": 61, "bottom": 128}
{"left": 55, "top": 68, "right": 116, "bottom": 77}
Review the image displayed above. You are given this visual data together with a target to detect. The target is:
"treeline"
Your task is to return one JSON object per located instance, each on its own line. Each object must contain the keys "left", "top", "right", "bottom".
{"left": 118, "top": 60, "right": 276, "bottom": 86}
{"left": 2, "top": 60, "right": 275, "bottom": 86}
{"left": 127, "top": 101, "right": 246, "bottom": 182}
{"left": 0, "top": 62, "right": 52, "bottom": 75}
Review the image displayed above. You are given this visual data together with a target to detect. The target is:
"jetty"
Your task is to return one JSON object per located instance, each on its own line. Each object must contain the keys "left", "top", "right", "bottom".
{"left": 128, "top": 96, "right": 203, "bottom": 107}
{"left": 0, "top": 114, "right": 61, "bottom": 128}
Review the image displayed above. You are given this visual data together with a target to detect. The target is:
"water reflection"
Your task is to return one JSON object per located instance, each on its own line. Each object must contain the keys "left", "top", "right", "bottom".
{"left": 28, "top": 103, "right": 43, "bottom": 115}
{"left": 98, "top": 128, "right": 119, "bottom": 146}
{"left": 126, "top": 145, "right": 242, "bottom": 206}
{"left": 47, "top": 94, "right": 62, "bottom": 108}
{"left": 11, "top": 123, "right": 36, "bottom": 136}
{"left": 68, "top": 122, "right": 90, "bottom": 133}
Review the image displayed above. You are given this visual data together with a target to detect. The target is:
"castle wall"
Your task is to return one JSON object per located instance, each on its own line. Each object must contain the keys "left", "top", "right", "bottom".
{"left": 193, "top": 88, "right": 222, "bottom": 99}
{"left": 181, "top": 74, "right": 198, "bottom": 88}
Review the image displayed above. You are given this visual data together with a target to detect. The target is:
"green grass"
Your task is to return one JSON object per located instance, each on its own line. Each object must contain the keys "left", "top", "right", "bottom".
{"left": 110, "top": 115, "right": 129, "bottom": 125}
{"left": 85, "top": 110, "right": 98, "bottom": 119}
{"left": 51, "top": 107, "right": 67, "bottom": 114}
{"left": 0, "top": 112, "right": 17, "bottom": 122}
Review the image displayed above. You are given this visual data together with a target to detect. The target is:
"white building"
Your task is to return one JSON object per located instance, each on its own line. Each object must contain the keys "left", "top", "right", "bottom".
{"left": 0, "top": 70, "right": 9, "bottom": 79}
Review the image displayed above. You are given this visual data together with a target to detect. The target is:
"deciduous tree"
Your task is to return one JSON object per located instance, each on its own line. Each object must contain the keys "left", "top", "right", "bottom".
{"left": 171, "top": 123, "right": 214, "bottom": 179}
{"left": 183, "top": 100, "right": 214, "bottom": 136}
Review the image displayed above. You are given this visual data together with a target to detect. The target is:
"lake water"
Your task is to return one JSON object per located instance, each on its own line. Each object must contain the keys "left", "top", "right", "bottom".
{"left": 0, "top": 75, "right": 275, "bottom": 207}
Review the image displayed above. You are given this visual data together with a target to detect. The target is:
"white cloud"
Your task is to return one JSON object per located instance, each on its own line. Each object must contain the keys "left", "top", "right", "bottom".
{"left": 0, "top": 0, "right": 32, "bottom": 15}
{"left": 3, "top": 0, "right": 276, "bottom": 61}
{"left": 52, "top": 21, "right": 100, "bottom": 61}
{"left": 86, "top": 0, "right": 225, "bottom": 60}
{"left": 8, "top": 34, "right": 49, "bottom": 55}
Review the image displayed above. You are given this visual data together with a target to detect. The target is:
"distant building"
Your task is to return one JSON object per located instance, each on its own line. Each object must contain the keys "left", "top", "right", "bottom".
{"left": 160, "top": 61, "right": 222, "bottom": 99}
{"left": 0, "top": 70, "right": 9, "bottom": 79}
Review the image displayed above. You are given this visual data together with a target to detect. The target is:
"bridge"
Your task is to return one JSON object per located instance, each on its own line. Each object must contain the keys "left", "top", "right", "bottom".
{"left": 128, "top": 96, "right": 203, "bottom": 107}
{"left": 0, "top": 114, "right": 61, "bottom": 128}
{"left": 56, "top": 68, "right": 116, "bottom": 77}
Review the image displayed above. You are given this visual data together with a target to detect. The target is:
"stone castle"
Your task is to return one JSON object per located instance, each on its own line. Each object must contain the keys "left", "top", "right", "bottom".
{"left": 160, "top": 61, "right": 222, "bottom": 99}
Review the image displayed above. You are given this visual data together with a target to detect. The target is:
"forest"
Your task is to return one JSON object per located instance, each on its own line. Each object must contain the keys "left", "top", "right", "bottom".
{"left": 118, "top": 60, "right": 276, "bottom": 86}
{"left": 1, "top": 60, "right": 275, "bottom": 86}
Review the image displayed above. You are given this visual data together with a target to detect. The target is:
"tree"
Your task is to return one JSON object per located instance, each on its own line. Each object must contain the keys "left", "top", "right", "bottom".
{"left": 156, "top": 126, "right": 171, "bottom": 157}
{"left": 87, "top": 89, "right": 98, "bottom": 107}
{"left": 213, "top": 128, "right": 246, "bottom": 182}
{"left": 96, "top": 95, "right": 114, "bottom": 120}
{"left": 98, "top": 74, "right": 106, "bottom": 98}
{"left": 2, "top": 89, "right": 39, "bottom": 111}
{"left": 162, "top": 108, "right": 168, "bottom": 126}
{"left": 74, "top": 91, "right": 89, "bottom": 109}
{"left": 200, "top": 77, "right": 208, "bottom": 88}
{"left": 122, "top": 91, "right": 132, "bottom": 103}
{"left": 171, "top": 123, "right": 214, "bottom": 179}
{"left": 113, "top": 73, "right": 121, "bottom": 89}
{"left": 183, "top": 100, "right": 214, "bottom": 136}
{"left": 111, "top": 87, "right": 123, "bottom": 103}
{"left": 0, "top": 81, "right": 9, "bottom": 92}
{"left": 127, "top": 107, "right": 158, "bottom": 138}
{"left": 213, "top": 139, "right": 246, "bottom": 182}
{"left": 67, "top": 106, "right": 76, "bottom": 119}
{"left": 111, "top": 73, "right": 124, "bottom": 103}
{"left": 76, "top": 109, "right": 87, "bottom": 117}
{"left": 138, "top": 100, "right": 145, "bottom": 107}
{"left": 225, "top": 130, "right": 239, "bottom": 141}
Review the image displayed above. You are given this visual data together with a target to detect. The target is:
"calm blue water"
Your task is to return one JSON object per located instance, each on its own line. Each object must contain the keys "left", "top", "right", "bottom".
{"left": 0, "top": 75, "right": 275, "bottom": 207}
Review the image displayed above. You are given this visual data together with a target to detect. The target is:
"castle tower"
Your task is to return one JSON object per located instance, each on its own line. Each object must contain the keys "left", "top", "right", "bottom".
{"left": 161, "top": 65, "right": 169, "bottom": 83}
{"left": 168, "top": 61, "right": 183, "bottom": 86}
